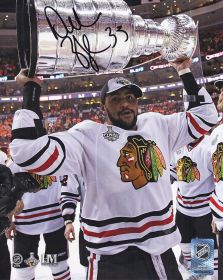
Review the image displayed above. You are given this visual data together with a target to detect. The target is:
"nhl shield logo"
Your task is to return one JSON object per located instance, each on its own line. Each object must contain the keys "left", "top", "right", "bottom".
{"left": 191, "top": 238, "right": 214, "bottom": 275}
{"left": 103, "top": 126, "right": 119, "bottom": 142}
{"left": 195, "top": 243, "right": 210, "bottom": 260}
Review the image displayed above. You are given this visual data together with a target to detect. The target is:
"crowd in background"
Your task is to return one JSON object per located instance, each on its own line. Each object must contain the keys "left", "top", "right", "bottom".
{"left": 0, "top": 29, "right": 222, "bottom": 96}
{"left": 0, "top": 94, "right": 185, "bottom": 148}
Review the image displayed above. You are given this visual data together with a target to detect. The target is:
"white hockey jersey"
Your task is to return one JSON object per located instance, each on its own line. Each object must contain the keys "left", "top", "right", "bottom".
{"left": 0, "top": 150, "right": 7, "bottom": 165}
{"left": 8, "top": 160, "right": 64, "bottom": 235}
{"left": 208, "top": 124, "right": 223, "bottom": 230}
{"left": 171, "top": 135, "right": 215, "bottom": 217}
{"left": 10, "top": 87, "right": 218, "bottom": 255}
{"left": 60, "top": 174, "right": 82, "bottom": 223}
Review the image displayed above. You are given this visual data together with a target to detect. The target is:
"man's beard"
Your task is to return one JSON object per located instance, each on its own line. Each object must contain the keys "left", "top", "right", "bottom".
{"left": 107, "top": 110, "right": 137, "bottom": 130}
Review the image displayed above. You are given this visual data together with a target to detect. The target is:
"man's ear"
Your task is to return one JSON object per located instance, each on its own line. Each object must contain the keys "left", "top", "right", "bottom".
{"left": 101, "top": 103, "right": 106, "bottom": 112}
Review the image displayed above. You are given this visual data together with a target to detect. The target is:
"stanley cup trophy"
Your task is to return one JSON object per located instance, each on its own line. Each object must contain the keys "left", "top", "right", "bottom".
{"left": 16, "top": 0, "right": 198, "bottom": 77}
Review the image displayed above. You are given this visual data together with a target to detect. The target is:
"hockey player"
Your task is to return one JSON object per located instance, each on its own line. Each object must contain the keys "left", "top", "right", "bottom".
{"left": 10, "top": 58, "right": 218, "bottom": 280}
{"left": 208, "top": 79, "right": 223, "bottom": 279}
{"left": 171, "top": 134, "right": 218, "bottom": 279}
{"left": 0, "top": 163, "right": 43, "bottom": 280}
{"left": 5, "top": 160, "right": 71, "bottom": 280}
{"left": 61, "top": 174, "right": 90, "bottom": 269}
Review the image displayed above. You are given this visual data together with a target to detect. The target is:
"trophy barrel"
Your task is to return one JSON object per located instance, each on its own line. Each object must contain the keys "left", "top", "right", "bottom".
{"left": 16, "top": 0, "right": 198, "bottom": 76}
{"left": 28, "top": 0, "right": 135, "bottom": 75}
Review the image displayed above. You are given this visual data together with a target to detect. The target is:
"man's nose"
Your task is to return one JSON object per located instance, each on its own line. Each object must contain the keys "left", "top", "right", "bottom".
{"left": 120, "top": 98, "right": 130, "bottom": 107}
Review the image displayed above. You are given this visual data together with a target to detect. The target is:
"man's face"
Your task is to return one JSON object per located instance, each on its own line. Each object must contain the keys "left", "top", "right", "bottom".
{"left": 217, "top": 89, "right": 223, "bottom": 112}
{"left": 103, "top": 88, "right": 138, "bottom": 130}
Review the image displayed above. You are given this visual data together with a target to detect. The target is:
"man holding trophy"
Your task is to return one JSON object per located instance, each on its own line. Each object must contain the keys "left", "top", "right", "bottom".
{"left": 6, "top": 0, "right": 219, "bottom": 279}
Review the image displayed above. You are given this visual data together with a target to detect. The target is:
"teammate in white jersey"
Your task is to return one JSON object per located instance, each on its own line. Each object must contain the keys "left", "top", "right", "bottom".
{"left": 171, "top": 135, "right": 218, "bottom": 279}
{"left": 5, "top": 161, "right": 71, "bottom": 280}
{"left": 208, "top": 79, "right": 223, "bottom": 279}
{"left": 10, "top": 58, "right": 218, "bottom": 280}
{"left": 60, "top": 174, "right": 90, "bottom": 268}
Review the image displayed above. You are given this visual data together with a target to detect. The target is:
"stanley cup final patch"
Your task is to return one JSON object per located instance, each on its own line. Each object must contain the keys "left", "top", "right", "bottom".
{"left": 191, "top": 238, "right": 214, "bottom": 276}
{"left": 103, "top": 126, "right": 119, "bottom": 142}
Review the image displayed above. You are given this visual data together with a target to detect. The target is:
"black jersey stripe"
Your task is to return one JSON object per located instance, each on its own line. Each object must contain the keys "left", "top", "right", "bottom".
{"left": 20, "top": 202, "right": 59, "bottom": 213}
{"left": 211, "top": 209, "right": 223, "bottom": 219}
{"left": 14, "top": 214, "right": 62, "bottom": 225}
{"left": 178, "top": 190, "right": 213, "bottom": 200}
{"left": 61, "top": 192, "right": 80, "bottom": 198}
{"left": 193, "top": 113, "right": 217, "bottom": 128}
{"left": 17, "top": 138, "right": 51, "bottom": 167}
{"left": 186, "top": 115, "right": 198, "bottom": 139}
{"left": 177, "top": 201, "right": 210, "bottom": 209}
{"left": 82, "top": 201, "right": 172, "bottom": 227}
{"left": 85, "top": 225, "right": 177, "bottom": 249}
{"left": 46, "top": 136, "right": 66, "bottom": 175}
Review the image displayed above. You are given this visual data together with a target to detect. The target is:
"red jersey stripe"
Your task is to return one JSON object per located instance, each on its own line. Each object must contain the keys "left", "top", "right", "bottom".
{"left": 15, "top": 208, "right": 61, "bottom": 219}
{"left": 28, "top": 146, "right": 59, "bottom": 173}
{"left": 54, "top": 271, "right": 70, "bottom": 280}
{"left": 186, "top": 112, "right": 208, "bottom": 134}
{"left": 89, "top": 254, "right": 96, "bottom": 280}
{"left": 83, "top": 213, "right": 174, "bottom": 238}
{"left": 177, "top": 194, "right": 210, "bottom": 205}
{"left": 210, "top": 196, "right": 223, "bottom": 211}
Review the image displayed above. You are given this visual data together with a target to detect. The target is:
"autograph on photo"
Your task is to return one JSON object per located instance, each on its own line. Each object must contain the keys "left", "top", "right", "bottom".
{"left": 44, "top": 6, "right": 129, "bottom": 71}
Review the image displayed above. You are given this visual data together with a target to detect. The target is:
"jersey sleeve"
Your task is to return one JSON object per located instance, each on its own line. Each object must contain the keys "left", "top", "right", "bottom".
{"left": 166, "top": 87, "right": 218, "bottom": 153}
{"left": 10, "top": 109, "right": 84, "bottom": 176}
{"left": 60, "top": 174, "right": 81, "bottom": 223}
{"left": 210, "top": 191, "right": 223, "bottom": 231}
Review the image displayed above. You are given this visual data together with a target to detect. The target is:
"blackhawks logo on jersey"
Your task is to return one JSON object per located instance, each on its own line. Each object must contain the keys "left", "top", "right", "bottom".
{"left": 117, "top": 135, "right": 166, "bottom": 189}
{"left": 30, "top": 174, "right": 57, "bottom": 190}
{"left": 176, "top": 156, "right": 200, "bottom": 183}
{"left": 212, "top": 142, "right": 223, "bottom": 182}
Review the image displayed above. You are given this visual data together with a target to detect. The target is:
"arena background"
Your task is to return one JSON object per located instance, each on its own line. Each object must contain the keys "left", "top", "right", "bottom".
{"left": 0, "top": 0, "right": 222, "bottom": 279}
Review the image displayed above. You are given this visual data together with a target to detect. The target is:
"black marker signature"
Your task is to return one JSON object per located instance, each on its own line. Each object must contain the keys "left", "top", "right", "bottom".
{"left": 44, "top": 6, "right": 129, "bottom": 72}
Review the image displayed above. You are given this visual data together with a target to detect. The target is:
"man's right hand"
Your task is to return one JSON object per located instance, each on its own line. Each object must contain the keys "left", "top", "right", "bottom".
{"left": 64, "top": 223, "right": 75, "bottom": 242}
{"left": 5, "top": 223, "right": 16, "bottom": 240}
{"left": 15, "top": 69, "right": 42, "bottom": 87}
{"left": 211, "top": 220, "right": 218, "bottom": 234}
{"left": 170, "top": 57, "right": 192, "bottom": 73}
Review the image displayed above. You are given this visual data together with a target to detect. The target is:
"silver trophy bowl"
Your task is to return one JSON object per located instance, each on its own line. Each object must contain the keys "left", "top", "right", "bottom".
{"left": 16, "top": 0, "right": 198, "bottom": 76}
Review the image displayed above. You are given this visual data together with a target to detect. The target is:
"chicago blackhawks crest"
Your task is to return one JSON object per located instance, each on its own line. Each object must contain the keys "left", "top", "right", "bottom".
{"left": 30, "top": 174, "right": 57, "bottom": 190}
{"left": 117, "top": 135, "right": 166, "bottom": 189}
{"left": 176, "top": 156, "right": 200, "bottom": 183}
{"left": 212, "top": 142, "right": 223, "bottom": 182}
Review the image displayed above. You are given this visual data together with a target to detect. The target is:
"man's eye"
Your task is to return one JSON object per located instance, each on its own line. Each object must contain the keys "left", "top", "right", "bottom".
{"left": 127, "top": 95, "right": 136, "bottom": 102}
{"left": 112, "top": 97, "right": 120, "bottom": 103}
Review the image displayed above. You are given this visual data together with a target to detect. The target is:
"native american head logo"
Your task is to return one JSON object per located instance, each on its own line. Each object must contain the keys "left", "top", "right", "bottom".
{"left": 212, "top": 142, "right": 223, "bottom": 182}
{"left": 117, "top": 135, "right": 166, "bottom": 189}
{"left": 30, "top": 174, "right": 57, "bottom": 190}
{"left": 176, "top": 156, "right": 200, "bottom": 183}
